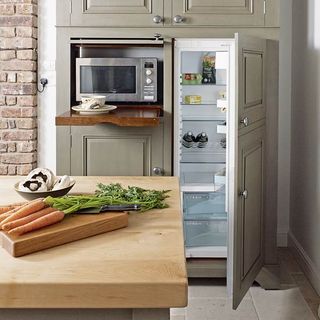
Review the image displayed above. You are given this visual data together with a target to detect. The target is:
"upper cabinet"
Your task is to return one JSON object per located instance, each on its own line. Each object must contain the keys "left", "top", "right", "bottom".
{"left": 69, "top": 0, "right": 164, "bottom": 27}
{"left": 171, "top": 0, "right": 265, "bottom": 26}
{"left": 62, "top": 0, "right": 279, "bottom": 27}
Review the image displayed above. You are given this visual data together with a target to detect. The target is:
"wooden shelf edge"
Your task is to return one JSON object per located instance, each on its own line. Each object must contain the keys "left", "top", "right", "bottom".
{"left": 55, "top": 109, "right": 161, "bottom": 127}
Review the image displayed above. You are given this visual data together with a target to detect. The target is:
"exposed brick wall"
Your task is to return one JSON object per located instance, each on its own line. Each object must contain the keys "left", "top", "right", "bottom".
{"left": 0, "top": 0, "right": 37, "bottom": 175}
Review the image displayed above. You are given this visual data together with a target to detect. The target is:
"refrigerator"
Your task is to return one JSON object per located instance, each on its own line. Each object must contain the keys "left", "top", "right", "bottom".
{"left": 173, "top": 36, "right": 272, "bottom": 309}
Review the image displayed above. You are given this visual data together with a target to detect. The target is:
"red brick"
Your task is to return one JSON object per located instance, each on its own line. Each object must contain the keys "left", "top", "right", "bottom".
{"left": 17, "top": 140, "right": 36, "bottom": 152}
{"left": 16, "top": 163, "right": 36, "bottom": 175}
{"left": 1, "top": 152, "right": 36, "bottom": 164}
{"left": 1, "top": 107, "right": 22, "bottom": 118}
{"left": 0, "top": 119, "right": 8, "bottom": 129}
{"left": 0, "top": 165, "right": 8, "bottom": 175}
{"left": 0, "top": 15, "right": 36, "bottom": 27}
{"left": 0, "top": 83, "right": 36, "bottom": 95}
{"left": 6, "top": 95, "right": 17, "bottom": 105}
{"left": 8, "top": 119, "right": 16, "bottom": 129}
{"left": 17, "top": 118, "right": 36, "bottom": 129}
{"left": 2, "top": 129, "right": 37, "bottom": 141}
{"left": 0, "top": 59, "right": 36, "bottom": 71}
{"left": 0, "top": 72, "right": 7, "bottom": 82}
{"left": 0, "top": 37, "right": 36, "bottom": 49}
{"left": 21, "top": 106, "right": 36, "bottom": 117}
{"left": 0, "top": 143, "right": 8, "bottom": 153}
{"left": 16, "top": 49, "right": 36, "bottom": 60}
{"left": 16, "top": 27, "right": 36, "bottom": 38}
{"left": 0, "top": 4, "right": 15, "bottom": 15}
{"left": 7, "top": 142, "right": 16, "bottom": 152}
{"left": 16, "top": 4, "right": 37, "bottom": 15}
{"left": 0, "top": 50, "right": 15, "bottom": 60}
{"left": 0, "top": 27, "right": 15, "bottom": 37}
{"left": 7, "top": 72, "right": 16, "bottom": 83}
{"left": 17, "top": 71, "right": 36, "bottom": 82}
{"left": 17, "top": 95, "right": 36, "bottom": 106}
{"left": 8, "top": 165, "right": 17, "bottom": 175}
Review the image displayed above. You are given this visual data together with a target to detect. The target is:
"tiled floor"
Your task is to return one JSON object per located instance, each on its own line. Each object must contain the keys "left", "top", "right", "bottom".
{"left": 171, "top": 248, "right": 320, "bottom": 320}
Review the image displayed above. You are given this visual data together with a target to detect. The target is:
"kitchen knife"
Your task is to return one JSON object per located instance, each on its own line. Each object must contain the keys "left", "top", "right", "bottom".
{"left": 77, "top": 204, "right": 141, "bottom": 214}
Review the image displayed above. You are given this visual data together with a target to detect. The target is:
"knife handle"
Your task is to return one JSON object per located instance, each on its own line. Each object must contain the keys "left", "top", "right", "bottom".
{"left": 100, "top": 204, "right": 141, "bottom": 212}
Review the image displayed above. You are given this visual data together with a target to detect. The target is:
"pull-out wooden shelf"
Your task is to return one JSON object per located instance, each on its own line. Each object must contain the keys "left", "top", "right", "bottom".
{"left": 56, "top": 106, "right": 162, "bottom": 127}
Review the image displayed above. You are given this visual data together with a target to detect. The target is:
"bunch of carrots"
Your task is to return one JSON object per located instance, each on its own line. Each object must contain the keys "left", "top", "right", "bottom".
{"left": 0, "top": 199, "right": 65, "bottom": 236}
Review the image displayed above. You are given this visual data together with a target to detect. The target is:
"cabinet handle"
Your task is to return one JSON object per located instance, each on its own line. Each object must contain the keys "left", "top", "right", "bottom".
{"left": 240, "top": 117, "right": 249, "bottom": 127}
{"left": 173, "top": 15, "right": 184, "bottom": 23}
{"left": 153, "top": 15, "right": 163, "bottom": 24}
{"left": 153, "top": 167, "right": 164, "bottom": 176}
{"left": 239, "top": 190, "right": 248, "bottom": 199}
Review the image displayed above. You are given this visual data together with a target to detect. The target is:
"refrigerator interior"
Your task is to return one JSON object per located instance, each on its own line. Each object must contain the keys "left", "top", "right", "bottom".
{"left": 175, "top": 40, "right": 231, "bottom": 258}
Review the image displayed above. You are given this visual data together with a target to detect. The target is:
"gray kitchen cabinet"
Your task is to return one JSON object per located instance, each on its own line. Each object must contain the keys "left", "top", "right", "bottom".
{"left": 233, "top": 125, "right": 265, "bottom": 308}
{"left": 237, "top": 34, "right": 266, "bottom": 131}
{"left": 171, "top": 0, "right": 265, "bottom": 27}
{"left": 70, "top": 124, "right": 165, "bottom": 176}
{"left": 62, "top": 0, "right": 279, "bottom": 28}
{"left": 69, "top": 0, "right": 164, "bottom": 27}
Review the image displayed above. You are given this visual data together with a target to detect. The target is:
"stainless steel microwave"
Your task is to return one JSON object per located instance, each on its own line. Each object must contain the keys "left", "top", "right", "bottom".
{"left": 76, "top": 57, "right": 158, "bottom": 103}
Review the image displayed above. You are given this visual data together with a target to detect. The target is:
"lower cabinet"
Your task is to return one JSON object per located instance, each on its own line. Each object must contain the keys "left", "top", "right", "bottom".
{"left": 234, "top": 124, "right": 265, "bottom": 303}
{"left": 70, "top": 124, "right": 165, "bottom": 176}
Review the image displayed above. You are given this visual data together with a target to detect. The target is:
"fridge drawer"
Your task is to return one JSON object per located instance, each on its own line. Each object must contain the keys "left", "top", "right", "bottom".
{"left": 184, "top": 219, "right": 227, "bottom": 247}
{"left": 183, "top": 191, "right": 226, "bottom": 217}
{"left": 180, "top": 163, "right": 225, "bottom": 186}
{"left": 181, "top": 120, "right": 226, "bottom": 163}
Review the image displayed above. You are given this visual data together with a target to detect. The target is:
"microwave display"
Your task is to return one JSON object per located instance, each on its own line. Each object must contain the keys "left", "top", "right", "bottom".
{"left": 76, "top": 57, "right": 158, "bottom": 103}
{"left": 80, "top": 66, "right": 136, "bottom": 94}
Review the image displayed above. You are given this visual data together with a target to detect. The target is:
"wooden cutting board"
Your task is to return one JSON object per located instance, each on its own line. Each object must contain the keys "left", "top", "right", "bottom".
{"left": 1, "top": 212, "right": 128, "bottom": 257}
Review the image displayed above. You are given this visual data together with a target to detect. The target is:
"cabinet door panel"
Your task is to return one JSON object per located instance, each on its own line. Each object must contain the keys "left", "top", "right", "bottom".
{"left": 232, "top": 125, "right": 265, "bottom": 309}
{"left": 236, "top": 34, "right": 266, "bottom": 131}
{"left": 70, "top": 125, "right": 164, "bottom": 176}
{"left": 71, "top": 0, "right": 163, "bottom": 27}
{"left": 172, "top": 0, "right": 265, "bottom": 26}
{"left": 85, "top": 137, "right": 148, "bottom": 176}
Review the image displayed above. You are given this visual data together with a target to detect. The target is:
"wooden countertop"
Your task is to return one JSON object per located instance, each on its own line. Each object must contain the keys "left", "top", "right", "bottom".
{"left": 0, "top": 176, "right": 187, "bottom": 309}
{"left": 55, "top": 106, "right": 162, "bottom": 127}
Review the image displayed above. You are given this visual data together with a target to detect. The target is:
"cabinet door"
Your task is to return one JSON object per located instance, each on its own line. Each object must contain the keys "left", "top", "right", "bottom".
{"left": 232, "top": 126, "right": 265, "bottom": 309}
{"left": 70, "top": 0, "right": 164, "bottom": 27}
{"left": 229, "top": 34, "right": 267, "bottom": 309}
{"left": 172, "top": 0, "right": 265, "bottom": 26}
{"left": 236, "top": 33, "right": 266, "bottom": 130}
{"left": 70, "top": 125, "right": 164, "bottom": 176}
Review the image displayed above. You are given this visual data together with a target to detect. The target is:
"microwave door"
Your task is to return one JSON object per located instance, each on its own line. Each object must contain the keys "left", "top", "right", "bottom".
{"left": 76, "top": 58, "right": 141, "bottom": 102}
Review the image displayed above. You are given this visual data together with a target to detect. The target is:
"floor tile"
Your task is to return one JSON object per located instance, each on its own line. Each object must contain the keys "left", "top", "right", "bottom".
{"left": 186, "top": 298, "right": 259, "bottom": 320}
{"left": 250, "top": 286, "right": 316, "bottom": 320}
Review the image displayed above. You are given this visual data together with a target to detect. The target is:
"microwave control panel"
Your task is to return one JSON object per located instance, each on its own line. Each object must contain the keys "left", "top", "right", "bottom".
{"left": 142, "top": 58, "right": 157, "bottom": 102}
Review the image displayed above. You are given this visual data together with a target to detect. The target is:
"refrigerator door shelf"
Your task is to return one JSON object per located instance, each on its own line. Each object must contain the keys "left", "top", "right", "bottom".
{"left": 186, "top": 246, "right": 227, "bottom": 258}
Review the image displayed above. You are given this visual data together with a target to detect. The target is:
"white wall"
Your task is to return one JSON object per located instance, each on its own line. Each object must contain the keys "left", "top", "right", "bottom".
{"left": 289, "top": 0, "right": 320, "bottom": 293}
{"left": 37, "top": 0, "right": 56, "bottom": 172}
{"left": 277, "top": 0, "right": 292, "bottom": 246}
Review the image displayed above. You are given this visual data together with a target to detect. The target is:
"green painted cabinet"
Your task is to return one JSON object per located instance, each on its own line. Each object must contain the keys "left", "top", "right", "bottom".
{"left": 61, "top": 0, "right": 279, "bottom": 28}
{"left": 233, "top": 124, "right": 265, "bottom": 308}
{"left": 70, "top": 124, "right": 166, "bottom": 176}
{"left": 70, "top": 0, "right": 164, "bottom": 27}
{"left": 171, "top": 0, "right": 265, "bottom": 26}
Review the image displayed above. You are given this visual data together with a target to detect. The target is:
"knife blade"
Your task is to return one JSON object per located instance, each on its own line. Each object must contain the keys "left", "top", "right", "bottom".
{"left": 77, "top": 204, "right": 141, "bottom": 214}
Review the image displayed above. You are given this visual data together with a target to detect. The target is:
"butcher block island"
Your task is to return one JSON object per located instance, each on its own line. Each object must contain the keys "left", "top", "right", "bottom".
{"left": 0, "top": 176, "right": 187, "bottom": 320}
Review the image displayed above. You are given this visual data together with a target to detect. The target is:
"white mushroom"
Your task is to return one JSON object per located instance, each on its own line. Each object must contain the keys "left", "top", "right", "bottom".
{"left": 27, "top": 168, "right": 55, "bottom": 190}
{"left": 19, "top": 179, "right": 48, "bottom": 192}
{"left": 53, "top": 175, "right": 71, "bottom": 190}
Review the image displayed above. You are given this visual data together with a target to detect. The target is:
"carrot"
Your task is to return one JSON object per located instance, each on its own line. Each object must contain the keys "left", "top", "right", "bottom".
{"left": 8, "top": 210, "right": 65, "bottom": 236}
{"left": 2, "top": 207, "right": 56, "bottom": 231}
{"left": 0, "top": 212, "right": 11, "bottom": 223}
{"left": 0, "top": 202, "right": 26, "bottom": 214}
{"left": 0, "top": 198, "right": 46, "bottom": 228}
